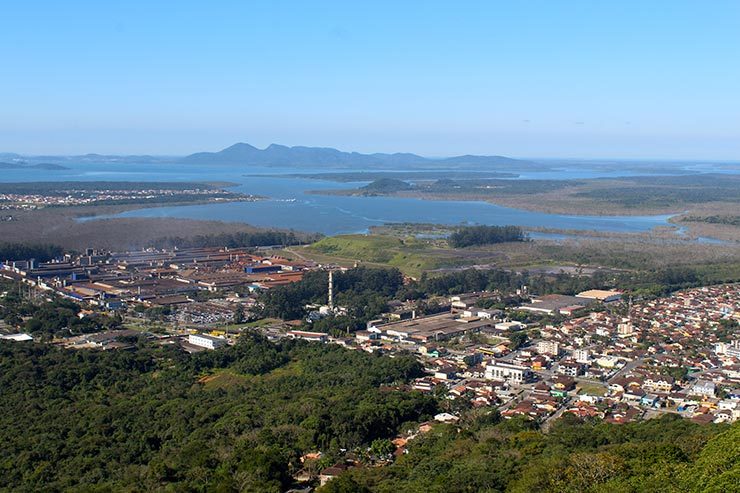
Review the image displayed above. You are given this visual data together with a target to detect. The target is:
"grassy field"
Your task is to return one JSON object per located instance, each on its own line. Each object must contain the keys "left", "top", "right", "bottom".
{"left": 303, "top": 234, "right": 506, "bottom": 277}
{"left": 282, "top": 229, "right": 740, "bottom": 278}
{"left": 577, "top": 382, "right": 609, "bottom": 396}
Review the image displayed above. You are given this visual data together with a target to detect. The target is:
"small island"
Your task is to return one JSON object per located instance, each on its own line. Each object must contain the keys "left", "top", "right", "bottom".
{"left": 360, "top": 178, "right": 414, "bottom": 194}
{"left": 0, "top": 162, "right": 70, "bottom": 170}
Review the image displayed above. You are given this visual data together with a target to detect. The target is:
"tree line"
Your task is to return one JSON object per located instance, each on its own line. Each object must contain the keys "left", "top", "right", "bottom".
{"left": 448, "top": 225, "right": 526, "bottom": 247}
{"left": 0, "top": 242, "right": 64, "bottom": 262}
{"left": 151, "top": 230, "right": 321, "bottom": 249}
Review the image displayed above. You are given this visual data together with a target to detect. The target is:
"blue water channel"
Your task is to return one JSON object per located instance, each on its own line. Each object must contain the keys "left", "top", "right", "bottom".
{"left": 2, "top": 160, "right": 734, "bottom": 238}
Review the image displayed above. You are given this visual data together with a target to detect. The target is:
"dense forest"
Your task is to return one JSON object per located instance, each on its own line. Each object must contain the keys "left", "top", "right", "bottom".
{"left": 0, "top": 242, "right": 64, "bottom": 262}
{"left": 0, "top": 337, "right": 736, "bottom": 492}
{"left": 448, "top": 225, "right": 526, "bottom": 247}
{"left": 322, "top": 414, "right": 737, "bottom": 493}
{"left": 151, "top": 230, "right": 320, "bottom": 249}
{"left": 0, "top": 336, "right": 433, "bottom": 492}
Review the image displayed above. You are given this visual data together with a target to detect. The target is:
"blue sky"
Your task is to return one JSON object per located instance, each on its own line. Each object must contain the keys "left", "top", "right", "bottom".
{"left": 2, "top": 1, "right": 739, "bottom": 159}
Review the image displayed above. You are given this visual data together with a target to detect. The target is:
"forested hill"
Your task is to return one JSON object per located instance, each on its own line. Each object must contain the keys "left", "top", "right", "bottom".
{"left": 0, "top": 337, "right": 737, "bottom": 491}
{"left": 0, "top": 336, "right": 433, "bottom": 492}
{"left": 323, "top": 416, "right": 738, "bottom": 493}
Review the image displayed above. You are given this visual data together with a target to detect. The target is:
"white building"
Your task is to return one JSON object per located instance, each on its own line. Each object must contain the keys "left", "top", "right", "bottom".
{"left": 495, "top": 321, "right": 525, "bottom": 331}
{"left": 485, "top": 362, "right": 533, "bottom": 384}
{"left": 574, "top": 349, "right": 591, "bottom": 364}
{"left": 537, "top": 340, "right": 560, "bottom": 356}
{"left": 617, "top": 320, "right": 635, "bottom": 337}
{"left": 462, "top": 309, "right": 501, "bottom": 320}
{"left": 0, "top": 333, "right": 33, "bottom": 342}
{"left": 188, "top": 333, "right": 227, "bottom": 350}
{"left": 690, "top": 380, "right": 716, "bottom": 398}
{"left": 557, "top": 360, "right": 583, "bottom": 377}
{"left": 596, "top": 356, "right": 620, "bottom": 368}
{"left": 434, "top": 412, "right": 459, "bottom": 423}
{"left": 715, "top": 341, "right": 740, "bottom": 359}
{"left": 287, "top": 330, "right": 328, "bottom": 343}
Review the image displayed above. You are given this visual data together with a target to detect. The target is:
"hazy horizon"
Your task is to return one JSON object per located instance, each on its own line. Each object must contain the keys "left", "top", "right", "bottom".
{"left": 3, "top": 1, "right": 740, "bottom": 160}
{"left": 3, "top": 140, "right": 740, "bottom": 164}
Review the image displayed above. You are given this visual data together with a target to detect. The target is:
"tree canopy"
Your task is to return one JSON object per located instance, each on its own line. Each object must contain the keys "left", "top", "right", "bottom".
{"left": 448, "top": 225, "right": 526, "bottom": 248}
{"left": 0, "top": 336, "right": 434, "bottom": 492}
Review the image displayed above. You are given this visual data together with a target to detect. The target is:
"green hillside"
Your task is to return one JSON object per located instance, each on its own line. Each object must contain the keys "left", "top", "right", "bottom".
{"left": 322, "top": 416, "right": 738, "bottom": 493}
{"left": 307, "top": 234, "right": 448, "bottom": 276}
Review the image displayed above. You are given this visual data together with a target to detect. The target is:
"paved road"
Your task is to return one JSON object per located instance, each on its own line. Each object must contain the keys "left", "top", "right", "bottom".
{"left": 498, "top": 388, "right": 529, "bottom": 411}
{"left": 607, "top": 357, "right": 645, "bottom": 384}
{"left": 541, "top": 397, "right": 572, "bottom": 432}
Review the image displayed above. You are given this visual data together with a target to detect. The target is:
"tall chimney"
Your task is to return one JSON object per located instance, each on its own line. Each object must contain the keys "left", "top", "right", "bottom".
{"left": 328, "top": 270, "right": 334, "bottom": 310}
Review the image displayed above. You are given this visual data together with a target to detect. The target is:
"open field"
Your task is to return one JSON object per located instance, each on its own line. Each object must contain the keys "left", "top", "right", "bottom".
{"left": 279, "top": 228, "right": 740, "bottom": 278}
{"left": 302, "top": 234, "right": 474, "bottom": 277}
{"left": 577, "top": 382, "right": 608, "bottom": 396}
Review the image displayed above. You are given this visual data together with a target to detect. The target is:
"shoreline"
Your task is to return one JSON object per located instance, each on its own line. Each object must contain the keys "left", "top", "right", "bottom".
{"left": 306, "top": 188, "right": 689, "bottom": 217}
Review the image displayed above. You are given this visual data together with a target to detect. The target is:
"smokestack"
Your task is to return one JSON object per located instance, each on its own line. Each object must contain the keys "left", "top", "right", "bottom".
{"left": 328, "top": 270, "right": 334, "bottom": 310}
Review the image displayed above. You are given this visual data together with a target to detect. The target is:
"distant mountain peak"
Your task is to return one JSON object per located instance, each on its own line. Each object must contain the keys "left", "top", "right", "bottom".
{"left": 180, "top": 142, "right": 545, "bottom": 171}
{"left": 266, "top": 143, "right": 289, "bottom": 150}
{"left": 223, "top": 142, "right": 259, "bottom": 151}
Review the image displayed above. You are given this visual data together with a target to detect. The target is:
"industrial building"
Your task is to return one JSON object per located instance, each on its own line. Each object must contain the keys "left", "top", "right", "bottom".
{"left": 188, "top": 333, "right": 227, "bottom": 350}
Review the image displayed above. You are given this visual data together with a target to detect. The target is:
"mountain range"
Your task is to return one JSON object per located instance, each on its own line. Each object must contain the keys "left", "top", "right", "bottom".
{"left": 1, "top": 143, "right": 548, "bottom": 171}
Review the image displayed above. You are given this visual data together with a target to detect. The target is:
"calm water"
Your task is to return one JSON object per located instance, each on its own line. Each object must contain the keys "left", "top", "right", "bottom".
{"left": 2, "top": 161, "right": 735, "bottom": 237}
